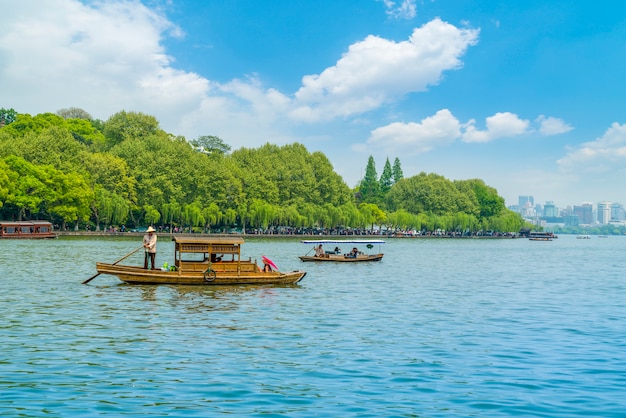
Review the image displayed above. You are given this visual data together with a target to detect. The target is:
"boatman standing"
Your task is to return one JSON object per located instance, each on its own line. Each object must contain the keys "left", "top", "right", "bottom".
{"left": 143, "top": 226, "right": 157, "bottom": 269}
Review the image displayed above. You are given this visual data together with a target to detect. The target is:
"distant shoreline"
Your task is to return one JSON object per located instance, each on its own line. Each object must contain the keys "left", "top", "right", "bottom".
{"left": 55, "top": 231, "right": 518, "bottom": 239}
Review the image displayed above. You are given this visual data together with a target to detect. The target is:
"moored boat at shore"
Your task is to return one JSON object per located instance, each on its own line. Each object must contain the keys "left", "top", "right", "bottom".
{"left": 0, "top": 221, "right": 56, "bottom": 239}
{"left": 94, "top": 236, "right": 306, "bottom": 285}
{"left": 299, "top": 239, "right": 384, "bottom": 262}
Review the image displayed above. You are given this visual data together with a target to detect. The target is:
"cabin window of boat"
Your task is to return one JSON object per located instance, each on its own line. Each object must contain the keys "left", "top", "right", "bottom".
{"left": 21, "top": 226, "right": 32, "bottom": 233}
{"left": 180, "top": 252, "right": 209, "bottom": 263}
{"left": 6, "top": 227, "right": 17, "bottom": 234}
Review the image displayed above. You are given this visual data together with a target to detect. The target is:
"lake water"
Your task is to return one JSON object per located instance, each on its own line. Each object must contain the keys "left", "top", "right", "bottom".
{"left": 1, "top": 235, "right": 625, "bottom": 417}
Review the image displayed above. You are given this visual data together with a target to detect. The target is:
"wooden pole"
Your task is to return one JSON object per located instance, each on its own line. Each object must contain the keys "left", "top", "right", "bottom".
{"left": 82, "top": 245, "right": 144, "bottom": 284}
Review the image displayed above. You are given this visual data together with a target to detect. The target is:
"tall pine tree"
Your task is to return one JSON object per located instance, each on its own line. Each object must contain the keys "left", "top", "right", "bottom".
{"left": 380, "top": 157, "right": 393, "bottom": 194}
{"left": 392, "top": 157, "right": 404, "bottom": 183}
{"left": 359, "top": 155, "right": 380, "bottom": 203}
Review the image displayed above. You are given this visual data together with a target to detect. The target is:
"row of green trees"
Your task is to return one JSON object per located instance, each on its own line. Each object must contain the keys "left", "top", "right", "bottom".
{"left": 0, "top": 107, "right": 529, "bottom": 233}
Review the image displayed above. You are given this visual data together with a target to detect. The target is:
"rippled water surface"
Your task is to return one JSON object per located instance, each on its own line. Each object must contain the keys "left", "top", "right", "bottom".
{"left": 1, "top": 235, "right": 626, "bottom": 417}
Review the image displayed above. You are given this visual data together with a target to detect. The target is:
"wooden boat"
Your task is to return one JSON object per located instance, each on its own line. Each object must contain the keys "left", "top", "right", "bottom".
{"left": 299, "top": 239, "right": 385, "bottom": 262}
{"left": 96, "top": 236, "right": 306, "bottom": 285}
{"left": 0, "top": 221, "right": 56, "bottom": 239}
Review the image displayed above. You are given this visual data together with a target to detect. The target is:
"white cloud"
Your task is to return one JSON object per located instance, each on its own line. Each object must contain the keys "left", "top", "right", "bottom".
{"left": 557, "top": 122, "right": 626, "bottom": 173}
{"left": 365, "top": 109, "right": 461, "bottom": 154}
{"left": 536, "top": 115, "right": 573, "bottom": 136}
{"left": 0, "top": 0, "right": 207, "bottom": 130}
{"left": 462, "top": 112, "right": 530, "bottom": 143}
{"left": 291, "top": 18, "right": 479, "bottom": 122}
{"left": 361, "top": 110, "right": 572, "bottom": 156}
{"left": 380, "top": 0, "right": 417, "bottom": 20}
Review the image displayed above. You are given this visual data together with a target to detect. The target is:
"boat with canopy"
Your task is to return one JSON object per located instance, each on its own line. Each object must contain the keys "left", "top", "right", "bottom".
{"left": 0, "top": 221, "right": 56, "bottom": 239}
{"left": 299, "top": 239, "right": 385, "bottom": 262}
{"left": 93, "top": 236, "right": 306, "bottom": 285}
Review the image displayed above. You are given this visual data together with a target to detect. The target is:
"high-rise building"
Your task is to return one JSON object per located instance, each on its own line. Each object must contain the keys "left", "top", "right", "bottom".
{"left": 543, "top": 201, "right": 558, "bottom": 217}
{"left": 518, "top": 195, "right": 534, "bottom": 217}
{"left": 573, "top": 203, "right": 593, "bottom": 225}
{"left": 518, "top": 195, "right": 534, "bottom": 208}
{"left": 597, "top": 201, "right": 611, "bottom": 224}
{"left": 611, "top": 203, "right": 625, "bottom": 221}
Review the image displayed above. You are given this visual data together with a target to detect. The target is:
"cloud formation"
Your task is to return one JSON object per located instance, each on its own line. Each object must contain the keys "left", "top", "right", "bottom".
{"left": 364, "top": 110, "right": 570, "bottom": 154}
{"left": 536, "top": 115, "right": 574, "bottom": 136}
{"left": 557, "top": 123, "right": 626, "bottom": 173}
{"left": 462, "top": 112, "right": 530, "bottom": 143}
{"left": 290, "top": 18, "right": 479, "bottom": 122}
{"left": 380, "top": 0, "right": 418, "bottom": 20}
{"left": 0, "top": 0, "right": 207, "bottom": 130}
{"left": 366, "top": 109, "right": 461, "bottom": 154}
{"left": 1, "top": 2, "right": 481, "bottom": 147}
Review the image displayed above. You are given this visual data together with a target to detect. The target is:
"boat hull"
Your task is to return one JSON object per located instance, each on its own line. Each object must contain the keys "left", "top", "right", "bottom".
{"left": 299, "top": 254, "right": 384, "bottom": 262}
{"left": 96, "top": 262, "right": 306, "bottom": 285}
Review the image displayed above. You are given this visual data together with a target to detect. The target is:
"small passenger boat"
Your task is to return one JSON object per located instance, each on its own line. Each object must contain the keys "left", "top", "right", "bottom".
{"left": 95, "top": 236, "right": 306, "bottom": 285}
{"left": 299, "top": 239, "right": 384, "bottom": 262}
{"left": 0, "top": 221, "right": 56, "bottom": 239}
{"left": 529, "top": 231, "right": 557, "bottom": 241}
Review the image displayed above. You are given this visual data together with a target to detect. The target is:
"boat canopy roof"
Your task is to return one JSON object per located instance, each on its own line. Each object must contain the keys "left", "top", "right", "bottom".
{"left": 0, "top": 221, "right": 52, "bottom": 226}
{"left": 173, "top": 236, "right": 245, "bottom": 245}
{"left": 301, "top": 239, "right": 385, "bottom": 244}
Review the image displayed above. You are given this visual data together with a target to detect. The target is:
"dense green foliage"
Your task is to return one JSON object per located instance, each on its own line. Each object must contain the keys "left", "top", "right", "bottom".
{"left": 0, "top": 109, "right": 527, "bottom": 233}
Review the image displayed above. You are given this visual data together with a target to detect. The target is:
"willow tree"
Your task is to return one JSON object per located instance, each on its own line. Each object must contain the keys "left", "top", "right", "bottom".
{"left": 203, "top": 202, "right": 222, "bottom": 232}
{"left": 144, "top": 205, "right": 161, "bottom": 227}
{"left": 248, "top": 199, "right": 276, "bottom": 229}
{"left": 93, "top": 187, "right": 128, "bottom": 231}
{"left": 359, "top": 203, "right": 387, "bottom": 230}
{"left": 182, "top": 202, "right": 204, "bottom": 231}
{"left": 161, "top": 201, "right": 182, "bottom": 231}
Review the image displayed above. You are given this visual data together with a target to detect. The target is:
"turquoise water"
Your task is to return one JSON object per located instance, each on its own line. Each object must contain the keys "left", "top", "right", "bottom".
{"left": 1, "top": 235, "right": 625, "bottom": 416}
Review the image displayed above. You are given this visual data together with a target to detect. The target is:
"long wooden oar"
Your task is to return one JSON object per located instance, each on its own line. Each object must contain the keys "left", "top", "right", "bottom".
{"left": 82, "top": 245, "right": 143, "bottom": 284}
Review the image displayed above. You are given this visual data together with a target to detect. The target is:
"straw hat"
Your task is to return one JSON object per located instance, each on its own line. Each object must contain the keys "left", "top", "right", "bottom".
{"left": 146, "top": 226, "right": 156, "bottom": 233}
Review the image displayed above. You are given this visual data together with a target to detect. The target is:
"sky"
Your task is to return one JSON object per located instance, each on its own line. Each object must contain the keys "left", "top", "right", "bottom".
{"left": 1, "top": 0, "right": 626, "bottom": 209}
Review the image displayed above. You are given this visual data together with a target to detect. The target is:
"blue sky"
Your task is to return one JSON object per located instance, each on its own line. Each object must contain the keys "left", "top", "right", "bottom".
{"left": 2, "top": 0, "right": 626, "bottom": 209}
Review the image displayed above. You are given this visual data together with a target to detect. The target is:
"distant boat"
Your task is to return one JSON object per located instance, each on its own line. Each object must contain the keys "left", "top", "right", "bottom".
{"left": 0, "top": 221, "right": 56, "bottom": 239}
{"left": 529, "top": 231, "right": 557, "bottom": 241}
{"left": 576, "top": 235, "right": 591, "bottom": 239}
{"left": 598, "top": 235, "right": 608, "bottom": 238}
{"left": 299, "top": 239, "right": 385, "bottom": 262}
